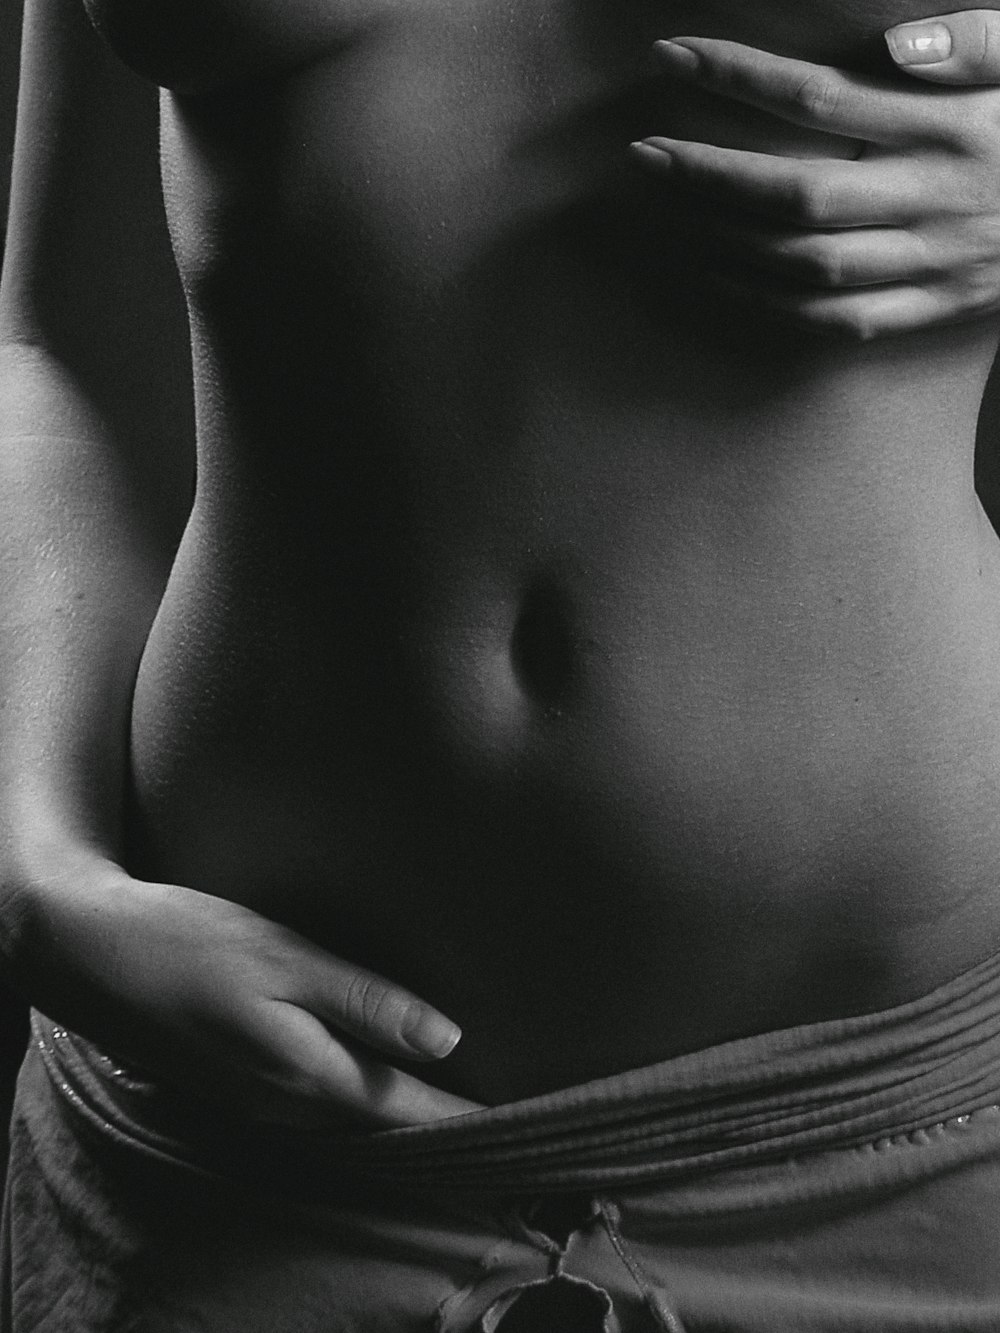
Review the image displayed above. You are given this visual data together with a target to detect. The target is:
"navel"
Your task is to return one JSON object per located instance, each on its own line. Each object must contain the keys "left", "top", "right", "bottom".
{"left": 510, "top": 580, "right": 577, "bottom": 708}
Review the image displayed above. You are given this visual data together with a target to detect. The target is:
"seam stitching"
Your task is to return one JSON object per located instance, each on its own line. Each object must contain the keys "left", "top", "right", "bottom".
{"left": 597, "top": 1199, "right": 687, "bottom": 1333}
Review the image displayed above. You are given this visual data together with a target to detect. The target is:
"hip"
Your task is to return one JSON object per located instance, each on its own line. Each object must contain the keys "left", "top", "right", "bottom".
{"left": 10, "top": 956, "right": 1000, "bottom": 1332}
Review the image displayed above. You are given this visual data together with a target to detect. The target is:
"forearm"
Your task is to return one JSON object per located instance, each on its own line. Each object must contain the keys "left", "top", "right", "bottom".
{"left": 0, "top": 342, "right": 185, "bottom": 957}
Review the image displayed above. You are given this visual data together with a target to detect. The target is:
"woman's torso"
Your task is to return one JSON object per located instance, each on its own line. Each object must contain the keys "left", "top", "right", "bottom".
{"left": 114, "top": 0, "right": 1000, "bottom": 1102}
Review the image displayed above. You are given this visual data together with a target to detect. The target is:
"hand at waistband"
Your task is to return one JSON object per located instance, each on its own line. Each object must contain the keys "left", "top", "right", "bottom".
{"left": 630, "top": 22, "right": 1000, "bottom": 340}
{"left": 2, "top": 843, "right": 479, "bottom": 1132}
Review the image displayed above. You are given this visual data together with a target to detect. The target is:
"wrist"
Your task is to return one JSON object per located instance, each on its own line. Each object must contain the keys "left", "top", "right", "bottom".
{"left": 0, "top": 797, "right": 124, "bottom": 979}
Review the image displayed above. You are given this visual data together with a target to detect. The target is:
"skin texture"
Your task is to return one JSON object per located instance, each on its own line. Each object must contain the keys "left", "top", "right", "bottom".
{"left": 118, "top": 0, "right": 1000, "bottom": 1103}
{"left": 5, "top": 1, "right": 1000, "bottom": 1123}
{"left": 0, "top": 0, "right": 472, "bottom": 1129}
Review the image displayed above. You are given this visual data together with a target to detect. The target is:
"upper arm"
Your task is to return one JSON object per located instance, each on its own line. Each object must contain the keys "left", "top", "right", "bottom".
{"left": 0, "top": 0, "right": 194, "bottom": 535}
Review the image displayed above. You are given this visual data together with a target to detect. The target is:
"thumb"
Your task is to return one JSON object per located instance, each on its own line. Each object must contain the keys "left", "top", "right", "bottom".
{"left": 886, "top": 10, "right": 1000, "bottom": 84}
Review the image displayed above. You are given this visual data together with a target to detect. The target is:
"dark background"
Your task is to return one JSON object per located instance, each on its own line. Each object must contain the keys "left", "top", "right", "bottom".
{"left": 2, "top": 0, "right": 21, "bottom": 244}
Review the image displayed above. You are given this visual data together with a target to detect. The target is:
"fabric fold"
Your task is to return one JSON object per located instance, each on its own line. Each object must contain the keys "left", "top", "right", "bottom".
{"left": 31, "top": 946, "right": 1000, "bottom": 1195}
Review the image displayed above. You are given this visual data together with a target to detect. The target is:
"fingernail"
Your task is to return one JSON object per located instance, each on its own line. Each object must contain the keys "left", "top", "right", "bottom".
{"left": 886, "top": 22, "right": 952, "bottom": 66}
{"left": 403, "top": 1010, "right": 462, "bottom": 1059}
{"left": 653, "top": 40, "right": 702, "bottom": 80}
{"left": 629, "top": 140, "right": 674, "bottom": 169}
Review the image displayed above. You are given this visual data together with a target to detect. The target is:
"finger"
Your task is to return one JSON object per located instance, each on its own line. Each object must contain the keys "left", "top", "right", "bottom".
{"left": 254, "top": 1001, "right": 479, "bottom": 1130}
{"left": 709, "top": 270, "right": 963, "bottom": 341}
{"left": 272, "top": 931, "right": 463, "bottom": 1064}
{"left": 712, "top": 222, "right": 937, "bottom": 290}
{"left": 631, "top": 138, "right": 933, "bottom": 228}
{"left": 653, "top": 37, "right": 945, "bottom": 147}
{"left": 887, "top": 11, "right": 1000, "bottom": 85}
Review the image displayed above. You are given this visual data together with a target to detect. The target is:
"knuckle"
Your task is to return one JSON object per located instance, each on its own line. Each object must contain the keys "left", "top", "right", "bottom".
{"left": 357, "top": 1060, "right": 399, "bottom": 1113}
{"left": 848, "top": 319, "right": 879, "bottom": 344}
{"left": 784, "top": 174, "right": 837, "bottom": 231}
{"left": 792, "top": 239, "right": 844, "bottom": 288}
{"left": 784, "top": 176, "right": 833, "bottom": 227}
{"left": 957, "top": 259, "right": 1000, "bottom": 310}
{"left": 792, "top": 71, "right": 841, "bottom": 122}
{"left": 830, "top": 310, "right": 878, "bottom": 343}
{"left": 342, "top": 970, "right": 390, "bottom": 1034}
{"left": 908, "top": 227, "right": 939, "bottom": 274}
{"left": 981, "top": 15, "right": 1000, "bottom": 79}
{"left": 816, "top": 252, "right": 846, "bottom": 290}
{"left": 794, "top": 297, "right": 876, "bottom": 342}
{"left": 342, "top": 971, "right": 418, "bottom": 1044}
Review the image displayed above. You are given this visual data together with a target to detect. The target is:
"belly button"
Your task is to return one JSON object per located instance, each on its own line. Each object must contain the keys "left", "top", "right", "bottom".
{"left": 510, "top": 583, "right": 576, "bottom": 708}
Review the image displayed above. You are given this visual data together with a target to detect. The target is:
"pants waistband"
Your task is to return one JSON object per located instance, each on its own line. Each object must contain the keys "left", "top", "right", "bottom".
{"left": 33, "top": 947, "right": 1000, "bottom": 1194}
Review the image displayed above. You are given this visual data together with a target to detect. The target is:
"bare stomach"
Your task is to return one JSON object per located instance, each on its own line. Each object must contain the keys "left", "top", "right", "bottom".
{"left": 127, "top": 432, "right": 1000, "bottom": 1105}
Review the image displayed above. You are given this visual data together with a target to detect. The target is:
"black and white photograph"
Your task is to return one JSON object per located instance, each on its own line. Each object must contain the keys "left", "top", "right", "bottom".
{"left": 3, "top": 2, "right": 1000, "bottom": 1329}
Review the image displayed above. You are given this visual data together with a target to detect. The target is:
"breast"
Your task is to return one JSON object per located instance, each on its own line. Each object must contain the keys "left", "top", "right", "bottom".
{"left": 82, "top": 0, "right": 364, "bottom": 90}
{"left": 666, "top": 0, "right": 1000, "bottom": 72}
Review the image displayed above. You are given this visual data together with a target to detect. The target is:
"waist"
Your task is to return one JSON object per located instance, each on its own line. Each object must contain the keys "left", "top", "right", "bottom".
{"left": 125, "top": 502, "right": 1000, "bottom": 1096}
{"left": 124, "top": 736, "right": 1000, "bottom": 1102}
{"left": 31, "top": 946, "right": 1000, "bottom": 1196}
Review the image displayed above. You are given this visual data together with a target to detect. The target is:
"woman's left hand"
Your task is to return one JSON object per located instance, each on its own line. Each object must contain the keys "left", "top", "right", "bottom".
{"left": 631, "top": 30, "right": 1000, "bottom": 340}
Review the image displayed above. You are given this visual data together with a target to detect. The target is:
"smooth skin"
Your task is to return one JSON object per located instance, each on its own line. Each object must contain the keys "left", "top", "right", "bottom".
{"left": 4, "top": 6, "right": 1000, "bottom": 1130}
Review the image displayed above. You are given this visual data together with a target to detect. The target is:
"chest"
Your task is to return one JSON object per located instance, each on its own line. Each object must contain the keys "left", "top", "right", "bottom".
{"left": 84, "top": 0, "right": 663, "bottom": 94}
{"left": 144, "top": 0, "right": 672, "bottom": 303}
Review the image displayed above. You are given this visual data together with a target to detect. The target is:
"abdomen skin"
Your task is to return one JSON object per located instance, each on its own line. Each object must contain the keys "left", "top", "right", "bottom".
{"left": 125, "top": 0, "right": 1000, "bottom": 1103}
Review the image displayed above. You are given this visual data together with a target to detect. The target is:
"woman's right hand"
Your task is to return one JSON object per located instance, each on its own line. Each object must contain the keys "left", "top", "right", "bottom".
{"left": 5, "top": 843, "right": 479, "bottom": 1131}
